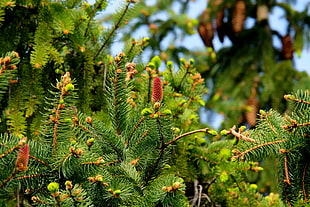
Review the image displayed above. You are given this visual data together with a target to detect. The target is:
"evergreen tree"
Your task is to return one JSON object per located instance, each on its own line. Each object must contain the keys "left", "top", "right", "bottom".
{"left": 226, "top": 90, "right": 310, "bottom": 206}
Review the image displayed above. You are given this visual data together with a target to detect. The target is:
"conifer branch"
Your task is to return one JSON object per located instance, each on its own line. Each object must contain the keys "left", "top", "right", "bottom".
{"left": 163, "top": 128, "right": 210, "bottom": 148}
{"left": 283, "top": 120, "right": 310, "bottom": 130}
{"left": 0, "top": 170, "right": 19, "bottom": 189}
{"left": 29, "top": 155, "right": 51, "bottom": 168}
{"left": 284, "top": 94, "right": 310, "bottom": 105}
{"left": 94, "top": 2, "right": 133, "bottom": 59}
{"left": 84, "top": 0, "right": 106, "bottom": 37}
{"left": 302, "top": 163, "right": 308, "bottom": 201}
{"left": 126, "top": 116, "right": 145, "bottom": 146}
{"left": 228, "top": 126, "right": 256, "bottom": 143}
{"left": 13, "top": 174, "right": 50, "bottom": 181}
{"left": 81, "top": 159, "right": 119, "bottom": 166}
{"left": 0, "top": 145, "right": 19, "bottom": 159}
{"left": 283, "top": 155, "right": 291, "bottom": 185}
{"left": 231, "top": 139, "right": 286, "bottom": 160}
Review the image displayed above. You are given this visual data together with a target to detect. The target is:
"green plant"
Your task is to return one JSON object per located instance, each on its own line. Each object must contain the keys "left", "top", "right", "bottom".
{"left": 227, "top": 90, "right": 310, "bottom": 206}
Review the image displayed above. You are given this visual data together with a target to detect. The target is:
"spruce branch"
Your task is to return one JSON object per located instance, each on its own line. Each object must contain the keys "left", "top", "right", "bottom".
{"left": 94, "top": 2, "right": 133, "bottom": 59}
{"left": 284, "top": 94, "right": 310, "bottom": 105}
{"left": 29, "top": 155, "right": 51, "bottom": 168}
{"left": 282, "top": 155, "right": 291, "bottom": 185}
{"left": 163, "top": 128, "right": 210, "bottom": 148}
{"left": 0, "top": 144, "right": 19, "bottom": 159}
{"left": 0, "top": 170, "right": 19, "bottom": 189}
{"left": 13, "top": 174, "right": 50, "bottom": 181}
{"left": 126, "top": 116, "right": 145, "bottom": 146}
{"left": 231, "top": 139, "right": 286, "bottom": 160}
{"left": 302, "top": 163, "right": 308, "bottom": 202}
{"left": 228, "top": 126, "right": 256, "bottom": 143}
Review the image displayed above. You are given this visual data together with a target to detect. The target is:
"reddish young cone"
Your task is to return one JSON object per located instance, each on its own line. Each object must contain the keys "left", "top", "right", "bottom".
{"left": 152, "top": 77, "right": 163, "bottom": 103}
{"left": 15, "top": 144, "right": 29, "bottom": 172}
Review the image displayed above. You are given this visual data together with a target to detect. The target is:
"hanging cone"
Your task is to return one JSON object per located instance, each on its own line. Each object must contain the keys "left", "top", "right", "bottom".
{"left": 281, "top": 34, "right": 294, "bottom": 60}
{"left": 244, "top": 97, "right": 259, "bottom": 127}
{"left": 198, "top": 9, "right": 214, "bottom": 48}
{"left": 216, "top": 9, "right": 225, "bottom": 42}
{"left": 256, "top": 4, "right": 269, "bottom": 22}
{"left": 232, "top": 0, "right": 246, "bottom": 34}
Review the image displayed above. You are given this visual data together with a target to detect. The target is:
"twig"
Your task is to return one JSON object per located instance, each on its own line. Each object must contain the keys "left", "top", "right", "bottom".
{"left": 284, "top": 95, "right": 310, "bottom": 105}
{"left": 126, "top": 116, "right": 145, "bottom": 146}
{"left": 29, "top": 155, "right": 50, "bottom": 168}
{"left": 0, "top": 145, "right": 19, "bottom": 159}
{"left": 283, "top": 155, "right": 291, "bottom": 185}
{"left": 94, "top": 2, "right": 132, "bottom": 59}
{"left": 229, "top": 126, "right": 256, "bottom": 143}
{"left": 163, "top": 128, "right": 209, "bottom": 148}
{"left": 232, "top": 139, "right": 286, "bottom": 160}
{"left": 302, "top": 163, "right": 308, "bottom": 201}
{"left": 0, "top": 170, "right": 19, "bottom": 189}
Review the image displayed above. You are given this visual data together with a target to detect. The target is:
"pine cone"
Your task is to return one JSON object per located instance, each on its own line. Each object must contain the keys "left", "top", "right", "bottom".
{"left": 216, "top": 9, "right": 225, "bottom": 42}
{"left": 198, "top": 9, "right": 214, "bottom": 48}
{"left": 281, "top": 34, "right": 294, "bottom": 60}
{"left": 244, "top": 97, "right": 259, "bottom": 127}
{"left": 15, "top": 144, "right": 29, "bottom": 172}
{"left": 152, "top": 77, "right": 163, "bottom": 103}
{"left": 232, "top": 0, "right": 246, "bottom": 34}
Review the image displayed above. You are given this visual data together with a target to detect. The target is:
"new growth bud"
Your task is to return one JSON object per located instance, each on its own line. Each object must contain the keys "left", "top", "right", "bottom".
{"left": 15, "top": 144, "right": 29, "bottom": 172}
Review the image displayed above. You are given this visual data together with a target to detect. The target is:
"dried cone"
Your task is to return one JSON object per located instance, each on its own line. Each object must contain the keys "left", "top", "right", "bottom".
{"left": 198, "top": 9, "right": 214, "bottom": 48}
{"left": 15, "top": 144, "right": 29, "bottom": 172}
{"left": 152, "top": 77, "right": 163, "bottom": 103}
{"left": 244, "top": 97, "right": 259, "bottom": 127}
{"left": 216, "top": 9, "right": 225, "bottom": 43}
{"left": 256, "top": 4, "right": 269, "bottom": 22}
{"left": 281, "top": 34, "right": 294, "bottom": 60}
{"left": 232, "top": 0, "right": 246, "bottom": 34}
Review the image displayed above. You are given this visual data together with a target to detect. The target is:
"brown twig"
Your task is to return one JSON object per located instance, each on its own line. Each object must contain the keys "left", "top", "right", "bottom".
{"left": 284, "top": 95, "right": 310, "bottom": 105}
{"left": 229, "top": 126, "right": 256, "bottom": 143}
{"left": 231, "top": 139, "right": 286, "bottom": 160}
{"left": 126, "top": 116, "right": 145, "bottom": 146}
{"left": 302, "top": 163, "right": 308, "bottom": 201}
{"left": 94, "top": 2, "right": 133, "bottom": 59}
{"left": 0, "top": 145, "right": 19, "bottom": 159}
{"left": 163, "top": 128, "right": 209, "bottom": 148}
{"left": 29, "top": 155, "right": 50, "bottom": 168}
{"left": 283, "top": 155, "right": 291, "bottom": 185}
{"left": 0, "top": 170, "right": 19, "bottom": 189}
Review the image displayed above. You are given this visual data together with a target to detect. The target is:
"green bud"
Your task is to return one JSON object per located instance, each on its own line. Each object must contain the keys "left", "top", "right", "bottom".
{"left": 179, "top": 58, "right": 186, "bottom": 66}
{"left": 141, "top": 108, "right": 153, "bottom": 116}
{"left": 87, "top": 138, "right": 95, "bottom": 143}
{"left": 147, "top": 62, "right": 155, "bottom": 69}
{"left": 47, "top": 182, "right": 59, "bottom": 193}
{"left": 166, "top": 61, "right": 174, "bottom": 70}
{"left": 259, "top": 109, "right": 266, "bottom": 116}
{"left": 59, "top": 99, "right": 65, "bottom": 104}
{"left": 220, "top": 129, "right": 229, "bottom": 136}
{"left": 239, "top": 126, "right": 247, "bottom": 132}
{"left": 189, "top": 58, "right": 195, "bottom": 65}
{"left": 249, "top": 184, "right": 258, "bottom": 190}
{"left": 151, "top": 56, "right": 161, "bottom": 69}
{"left": 219, "top": 171, "right": 229, "bottom": 183}
{"left": 207, "top": 129, "right": 218, "bottom": 136}
{"left": 161, "top": 109, "right": 172, "bottom": 115}
{"left": 97, "top": 176, "right": 104, "bottom": 182}
{"left": 219, "top": 148, "right": 231, "bottom": 159}
{"left": 114, "top": 189, "right": 122, "bottom": 195}
{"left": 153, "top": 113, "right": 159, "bottom": 118}
{"left": 171, "top": 127, "right": 180, "bottom": 134}
{"left": 65, "top": 83, "right": 75, "bottom": 91}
